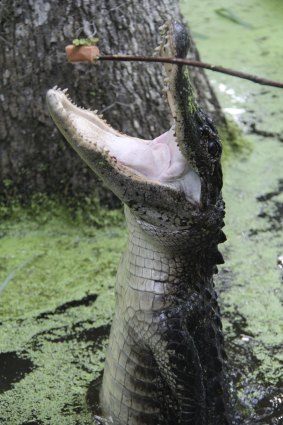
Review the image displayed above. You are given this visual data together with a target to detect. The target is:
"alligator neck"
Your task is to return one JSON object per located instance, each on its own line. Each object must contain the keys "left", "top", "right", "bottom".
{"left": 100, "top": 207, "right": 229, "bottom": 425}
{"left": 124, "top": 206, "right": 215, "bottom": 303}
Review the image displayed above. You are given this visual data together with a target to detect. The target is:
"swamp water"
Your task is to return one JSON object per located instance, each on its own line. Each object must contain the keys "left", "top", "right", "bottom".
{"left": 0, "top": 0, "right": 282, "bottom": 423}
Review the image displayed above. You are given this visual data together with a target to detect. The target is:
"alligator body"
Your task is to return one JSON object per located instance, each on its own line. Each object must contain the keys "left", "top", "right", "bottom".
{"left": 47, "top": 20, "right": 231, "bottom": 425}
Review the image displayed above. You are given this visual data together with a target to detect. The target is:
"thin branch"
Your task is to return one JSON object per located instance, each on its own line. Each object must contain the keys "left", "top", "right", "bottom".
{"left": 97, "top": 54, "right": 283, "bottom": 89}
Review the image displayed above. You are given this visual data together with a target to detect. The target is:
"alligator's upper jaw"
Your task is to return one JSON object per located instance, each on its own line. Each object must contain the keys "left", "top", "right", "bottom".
{"left": 46, "top": 88, "right": 201, "bottom": 204}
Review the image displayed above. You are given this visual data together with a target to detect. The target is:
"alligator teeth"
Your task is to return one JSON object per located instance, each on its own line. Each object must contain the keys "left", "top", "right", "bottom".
{"left": 103, "top": 148, "right": 110, "bottom": 155}
{"left": 86, "top": 138, "right": 94, "bottom": 146}
{"left": 62, "top": 88, "right": 69, "bottom": 94}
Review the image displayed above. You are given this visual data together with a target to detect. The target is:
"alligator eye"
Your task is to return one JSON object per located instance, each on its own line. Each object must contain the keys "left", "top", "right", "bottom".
{"left": 208, "top": 140, "right": 221, "bottom": 156}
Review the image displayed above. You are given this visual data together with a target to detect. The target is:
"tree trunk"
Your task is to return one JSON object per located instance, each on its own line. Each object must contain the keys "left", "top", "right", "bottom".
{"left": 0, "top": 0, "right": 225, "bottom": 204}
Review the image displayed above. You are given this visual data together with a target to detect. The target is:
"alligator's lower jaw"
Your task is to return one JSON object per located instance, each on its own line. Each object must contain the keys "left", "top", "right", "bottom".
{"left": 46, "top": 88, "right": 201, "bottom": 203}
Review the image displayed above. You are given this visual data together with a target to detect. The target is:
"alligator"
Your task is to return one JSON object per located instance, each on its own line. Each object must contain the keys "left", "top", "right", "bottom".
{"left": 47, "top": 20, "right": 231, "bottom": 425}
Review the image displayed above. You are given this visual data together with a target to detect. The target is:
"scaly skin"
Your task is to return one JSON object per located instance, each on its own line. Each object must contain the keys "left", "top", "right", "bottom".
{"left": 47, "top": 20, "right": 231, "bottom": 425}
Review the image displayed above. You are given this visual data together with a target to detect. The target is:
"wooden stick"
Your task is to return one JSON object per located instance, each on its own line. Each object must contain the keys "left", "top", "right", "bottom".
{"left": 98, "top": 54, "right": 283, "bottom": 89}
{"left": 65, "top": 45, "right": 283, "bottom": 89}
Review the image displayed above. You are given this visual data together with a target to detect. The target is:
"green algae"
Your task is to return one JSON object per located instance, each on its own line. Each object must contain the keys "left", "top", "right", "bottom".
{"left": 218, "top": 117, "right": 252, "bottom": 162}
{"left": 0, "top": 199, "right": 126, "bottom": 424}
{"left": 220, "top": 135, "right": 283, "bottom": 385}
{"left": 0, "top": 199, "right": 125, "bottom": 319}
{"left": 181, "top": 0, "right": 283, "bottom": 132}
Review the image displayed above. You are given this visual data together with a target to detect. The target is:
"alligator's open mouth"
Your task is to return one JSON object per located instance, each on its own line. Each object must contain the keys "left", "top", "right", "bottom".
{"left": 47, "top": 88, "right": 201, "bottom": 203}
{"left": 46, "top": 20, "right": 206, "bottom": 205}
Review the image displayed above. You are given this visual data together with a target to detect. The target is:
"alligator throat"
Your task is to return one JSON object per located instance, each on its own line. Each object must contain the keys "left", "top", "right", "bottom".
{"left": 47, "top": 20, "right": 231, "bottom": 425}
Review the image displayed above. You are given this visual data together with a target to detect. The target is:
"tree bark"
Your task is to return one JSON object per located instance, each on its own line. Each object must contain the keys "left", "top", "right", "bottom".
{"left": 0, "top": 0, "right": 225, "bottom": 204}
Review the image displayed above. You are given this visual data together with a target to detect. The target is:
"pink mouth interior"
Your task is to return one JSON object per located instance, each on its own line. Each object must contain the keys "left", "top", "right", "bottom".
{"left": 47, "top": 89, "right": 201, "bottom": 203}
